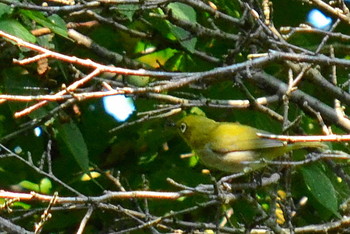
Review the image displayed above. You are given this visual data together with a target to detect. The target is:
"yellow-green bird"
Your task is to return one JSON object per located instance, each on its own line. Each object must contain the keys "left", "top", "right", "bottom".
{"left": 176, "top": 115, "right": 327, "bottom": 173}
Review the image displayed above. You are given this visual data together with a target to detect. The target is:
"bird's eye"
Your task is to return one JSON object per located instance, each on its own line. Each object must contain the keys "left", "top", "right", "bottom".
{"left": 179, "top": 123, "right": 187, "bottom": 133}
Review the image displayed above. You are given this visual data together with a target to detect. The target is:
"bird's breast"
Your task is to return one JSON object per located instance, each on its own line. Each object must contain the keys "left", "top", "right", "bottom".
{"left": 195, "top": 145, "right": 265, "bottom": 173}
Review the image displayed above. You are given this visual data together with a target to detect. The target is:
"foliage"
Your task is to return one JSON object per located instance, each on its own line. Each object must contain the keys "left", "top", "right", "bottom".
{"left": 0, "top": 0, "right": 350, "bottom": 233}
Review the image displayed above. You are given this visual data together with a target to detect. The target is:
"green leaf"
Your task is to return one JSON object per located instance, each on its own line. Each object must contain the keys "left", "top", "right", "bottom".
{"left": 39, "top": 178, "right": 52, "bottom": 194}
{"left": 117, "top": 4, "right": 139, "bottom": 21}
{"left": 138, "top": 152, "right": 158, "bottom": 165}
{"left": 164, "top": 52, "right": 210, "bottom": 72}
{"left": 188, "top": 154, "right": 199, "bottom": 167}
{"left": 1, "top": 199, "right": 31, "bottom": 210}
{"left": 301, "top": 164, "right": 340, "bottom": 217}
{"left": 13, "top": 202, "right": 31, "bottom": 209}
{"left": 189, "top": 107, "right": 206, "bottom": 116}
{"left": 137, "top": 48, "right": 176, "bottom": 68}
{"left": 164, "top": 52, "right": 182, "bottom": 71}
{"left": 168, "top": 2, "right": 196, "bottom": 24}
{"left": 2, "top": 67, "right": 49, "bottom": 118}
{"left": 56, "top": 121, "right": 89, "bottom": 173}
{"left": 18, "top": 178, "right": 52, "bottom": 194}
{"left": 210, "top": 0, "right": 241, "bottom": 18}
{"left": 0, "top": 3, "right": 12, "bottom": 18}
{"left": 48, "top": 14, "right": 67, "bottom": 32}
{"left": 166, "top": 3, "right": 197, "bottom": 52}
{"left": 19, "top": 180, "right": 40, "bottom": 192}
{"left": 170, "top": 26, "right": 197, "bottom": 52}
{"left": 20, "top": 10, "right": 68, "bottom": 39}
{"left": 0, "top": 19, "right": 36, "bottom": 43}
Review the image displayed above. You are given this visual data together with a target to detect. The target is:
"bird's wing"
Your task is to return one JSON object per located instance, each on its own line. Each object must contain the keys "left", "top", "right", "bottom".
{"left": 209, "top": 123, "right": 285, "bottom": 153}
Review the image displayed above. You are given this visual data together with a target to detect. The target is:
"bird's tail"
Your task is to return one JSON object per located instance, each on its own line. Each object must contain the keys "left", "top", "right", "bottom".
{"left": 290, "top": 141, "right": 328, "bottom": 151}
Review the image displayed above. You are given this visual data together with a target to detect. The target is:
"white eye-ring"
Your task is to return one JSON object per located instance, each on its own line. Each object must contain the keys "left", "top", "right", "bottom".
{"left": 180, "top": 123, "right": 187, "bottom": 133}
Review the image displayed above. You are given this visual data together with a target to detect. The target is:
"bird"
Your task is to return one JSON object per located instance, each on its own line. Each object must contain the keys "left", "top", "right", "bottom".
{"left": 176, "top": 115, "right": 327, "bottom": 173}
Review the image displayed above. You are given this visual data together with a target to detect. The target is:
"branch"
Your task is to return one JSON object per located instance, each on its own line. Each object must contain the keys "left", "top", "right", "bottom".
{"left": 247, "top": 70, "right": 350, "bottom": 131}
{"left": 0, "top": 30, "right": 180, "bottom": 78}
{"left": 0, "top": 190, "right": 193, "bottom": 203}
{"left": 0, "top": 216, "right": 33, "bottom": 234}
{"left": 257, "top": 132, "right": 350, "bottom": 143}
